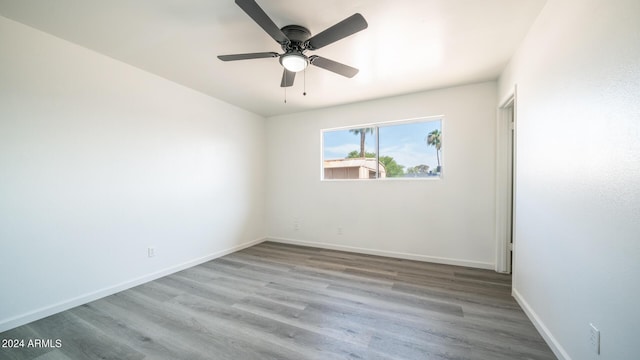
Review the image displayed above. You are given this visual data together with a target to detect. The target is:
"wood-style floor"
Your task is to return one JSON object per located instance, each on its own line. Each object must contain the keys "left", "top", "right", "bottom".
{"left": 1, "top": 242, "right": 556, "bottom": 360}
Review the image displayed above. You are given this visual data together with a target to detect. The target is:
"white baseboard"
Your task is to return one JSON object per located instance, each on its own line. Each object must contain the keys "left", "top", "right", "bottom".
{"left": 512, "top": 288, "right": 571, "bottom": 360}
{"left": 267, "top": 236, "right": 494, "bottom": 270}
{"left": 0, "top": 237, "right": 266, "bottom": 333}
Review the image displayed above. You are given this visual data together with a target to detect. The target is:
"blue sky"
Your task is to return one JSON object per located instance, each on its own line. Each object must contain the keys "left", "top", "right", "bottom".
{"left": 322, "top": 119, "right": 441, "bottom": 171}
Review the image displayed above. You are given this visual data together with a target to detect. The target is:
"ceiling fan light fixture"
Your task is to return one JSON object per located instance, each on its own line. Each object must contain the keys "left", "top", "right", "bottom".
{"left": 281, "top": 53, "right": 308, "bottom": 72}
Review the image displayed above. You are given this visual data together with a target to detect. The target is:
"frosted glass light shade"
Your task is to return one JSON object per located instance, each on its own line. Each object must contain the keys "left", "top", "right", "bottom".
{"left": 281, "top": 53, "right": 308, "bottom": 72}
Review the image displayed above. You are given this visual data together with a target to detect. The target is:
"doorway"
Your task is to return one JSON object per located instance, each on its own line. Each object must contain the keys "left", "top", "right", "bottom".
{"left": 496, "top": 88, "right": 516, "bottom": 274}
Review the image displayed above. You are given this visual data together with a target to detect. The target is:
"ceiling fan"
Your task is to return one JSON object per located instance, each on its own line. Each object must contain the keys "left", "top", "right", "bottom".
{"left": 218, "top": 0, "right": 368, "bottom": 88}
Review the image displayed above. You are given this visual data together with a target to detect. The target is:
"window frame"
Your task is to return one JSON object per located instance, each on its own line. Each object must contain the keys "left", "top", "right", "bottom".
{"left": 320, "top": 115, "right": 444, "bottom": 181}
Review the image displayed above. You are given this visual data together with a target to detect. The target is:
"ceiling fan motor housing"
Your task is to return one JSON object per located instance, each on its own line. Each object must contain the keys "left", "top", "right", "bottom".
{"left": 279, "top": 25, "right": 311, "bottom": 71}
{"left": 281, "top": 25, "right": 311, "bottom": 43}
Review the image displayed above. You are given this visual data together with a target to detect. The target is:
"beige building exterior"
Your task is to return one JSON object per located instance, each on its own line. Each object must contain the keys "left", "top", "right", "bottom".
{"left": 323, "top": 158, "right": 387, "bottom": 179}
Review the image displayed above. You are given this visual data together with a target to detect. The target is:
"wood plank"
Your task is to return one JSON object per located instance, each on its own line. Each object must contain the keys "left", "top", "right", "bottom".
{"left": 0, "top": 242, "right": 557, "bottom": 360}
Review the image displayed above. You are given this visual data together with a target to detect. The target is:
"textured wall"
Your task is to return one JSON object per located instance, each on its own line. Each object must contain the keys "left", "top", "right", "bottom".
{"left": 0, "top": 16, "right": 266, "bottom": 331}
{"left": 267, "top": 82, "right": 498, "bottom": 269}
{"left": 499, "top": 0, "right": 640, "bottom": 359}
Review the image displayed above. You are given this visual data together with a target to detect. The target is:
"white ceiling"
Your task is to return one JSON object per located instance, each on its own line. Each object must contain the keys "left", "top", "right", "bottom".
{"left": 0, "top": 0, "right": 546, "bottom": 117}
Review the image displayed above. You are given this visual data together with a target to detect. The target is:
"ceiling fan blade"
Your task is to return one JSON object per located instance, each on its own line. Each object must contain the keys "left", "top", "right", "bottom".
{"left": 217, "top": 52, "right": 279, "bottom": 61}
{"left": 281, "top": 69, "right": 296, "bottom": 87}
{"left": 235, "top": 0, "right": 289, "bottom": 44}
{"left": 309, "top": 56, "right": 359, "bottom": 78}
{"left": 307, "top": 13, "right": 368, "bottom": 50}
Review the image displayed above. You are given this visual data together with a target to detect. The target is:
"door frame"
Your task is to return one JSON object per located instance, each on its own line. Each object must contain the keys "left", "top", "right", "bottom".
{"left": 495, "top": 85, "right": 517, "bottom": 274}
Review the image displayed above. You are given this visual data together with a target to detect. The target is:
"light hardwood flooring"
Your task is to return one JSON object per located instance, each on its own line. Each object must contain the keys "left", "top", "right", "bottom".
{"left": 0, "top": 242, "right": 556, "bottom": 359}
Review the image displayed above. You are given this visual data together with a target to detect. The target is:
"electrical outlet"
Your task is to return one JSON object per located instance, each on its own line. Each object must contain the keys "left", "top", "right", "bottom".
{"left": 337, "top": 227, "right": 343, "bottom": 235}
{"left": 293, "top": 219, "right": 300, "bottom": 231}
{"left": 589, "top": 323, "right": 600, "bottom": 354}
{"left": 148, "top": 247, "right": 156, "bottom": 258}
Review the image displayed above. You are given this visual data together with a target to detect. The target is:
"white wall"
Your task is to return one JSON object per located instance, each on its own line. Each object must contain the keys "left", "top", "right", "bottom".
{"left": 498, "top": 0, "right": 640, "bottom": 359}
{"left": 0, "top": 16, "right": 266, "bottom": 332}
{"left": 266, "top": 82, "right": 497, "bottom": 269}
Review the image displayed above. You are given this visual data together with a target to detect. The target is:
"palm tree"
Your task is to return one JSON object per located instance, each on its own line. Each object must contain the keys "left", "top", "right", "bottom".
{"left": 349, "top": 128, "right": 374, "bottom": 157}
{"left": 426, "top": 129, "right": 442, "bottom": 171}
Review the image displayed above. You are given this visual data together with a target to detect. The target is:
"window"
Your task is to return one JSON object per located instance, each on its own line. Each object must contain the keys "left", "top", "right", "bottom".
{"left": 322, "top": 117, "right": 442, "bottom": 180}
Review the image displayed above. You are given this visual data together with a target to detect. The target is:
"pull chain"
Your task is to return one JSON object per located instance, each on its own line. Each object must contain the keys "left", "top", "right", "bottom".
{"left": 284, "top": 85, "right": 287, "bottom": 104}
{"left": 303, "top": 68, "right": 307, "bottom": 96}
